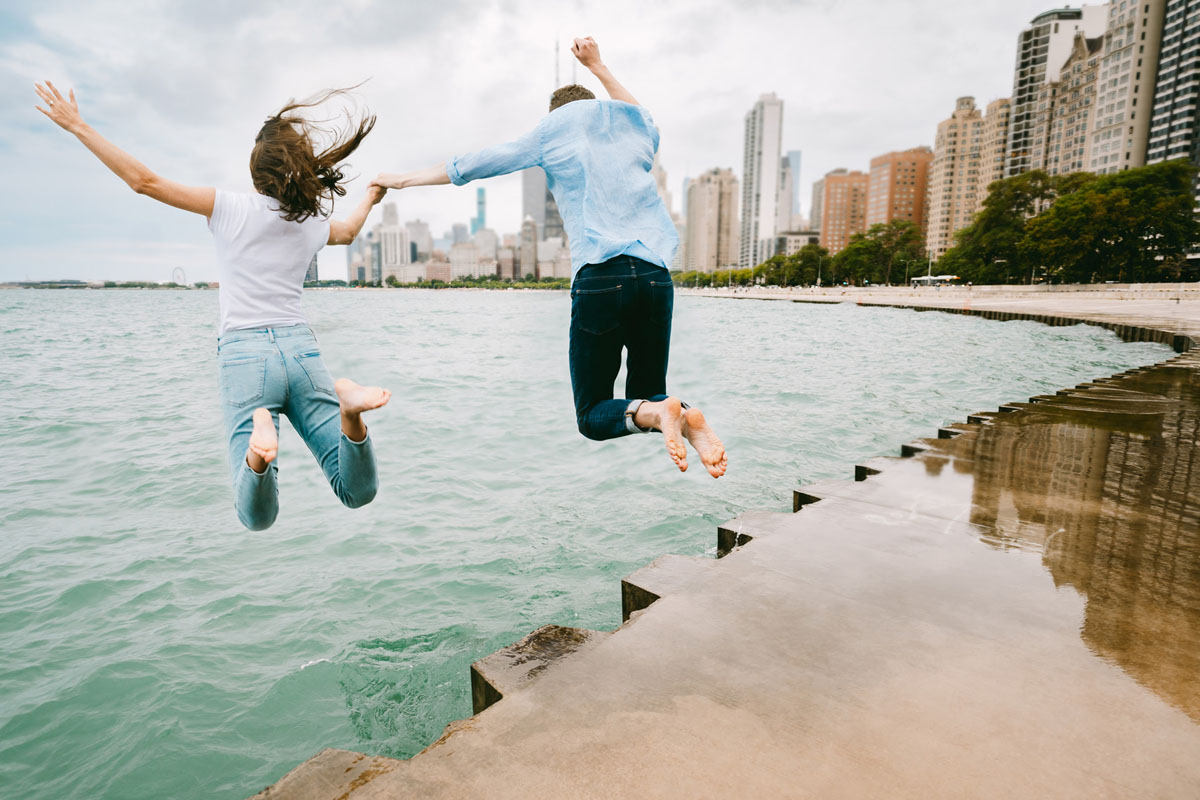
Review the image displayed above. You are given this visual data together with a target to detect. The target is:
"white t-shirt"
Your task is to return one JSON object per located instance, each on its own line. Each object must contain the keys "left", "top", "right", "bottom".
{"left": 208, "top": 190, "right": 330, "bottom": 335}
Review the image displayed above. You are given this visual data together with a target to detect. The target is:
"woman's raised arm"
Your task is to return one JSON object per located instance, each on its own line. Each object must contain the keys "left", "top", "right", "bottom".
{"left": 35, "top": 81, "right": 214, "bottom": 217}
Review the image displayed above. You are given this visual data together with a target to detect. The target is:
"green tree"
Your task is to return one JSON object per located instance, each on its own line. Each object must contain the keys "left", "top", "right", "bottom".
{"left": 944, "top": 170, "right": 1061, "bottom": 282}
{"left": 1022, "top": 160, "right": 1200, "bottom": 283}
{"left": 385, "top": 275, "right": 399, "bottom": 287}
{"left": 831, "top": 221, "right": 922, "bottom": 285}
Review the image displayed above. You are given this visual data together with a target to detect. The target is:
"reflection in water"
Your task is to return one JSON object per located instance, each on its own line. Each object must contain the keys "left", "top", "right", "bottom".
{"left": 966, "top": 359, "right": 1200, "bottom": 720}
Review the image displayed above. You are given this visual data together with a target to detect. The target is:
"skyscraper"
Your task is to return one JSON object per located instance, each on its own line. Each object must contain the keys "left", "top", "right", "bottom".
{"left": 927, "top": 96, "right": 1010, "bottom": 259}
{"left": 1006, "top": 5, "right": 1108, "bottom": 177}
{"left": 520, "top": 166, "right": 564, "bottom": 241}
{"left": 1029, "top": 33, "right": 1103, "bottom": 176}
{"left": 818, "top": 169, "right": 868, "bottom": 255}
{"left": 686, "top": 168, "right": 739, "bottom": 272}
{"left": 1092, "top": 0, "right": 1166, "bottom": 174}
{"left": 519, "top": 216, "right": 538, "bottom": 279}
{"left": 865, "top": 147, "right": 933, "bottom": 232}
{"left": 786, "top": 150, "right": 803, "bottom": 228}
{"left": 1148, "top": 0, "right": 1200, "bottom": 206}
{"left": 470, "top": 187, "right": 487, "bottom": 235}
{"left": 305, "top": 254, "right": 319, "bottom": 283}
{"left": 978, "top": 98, "right": 1012, "bottom": 208}
{"left": 810, "top": 175, "right": 830, "bottom": 232}
{"left": 451, "top": 223, "right": 469, "bottom": 244}
{"left": 739, "top": 92, "right": 785, "bottom": 267}
{"left": 405, "top": 219, "right": 433, "bottom": 261}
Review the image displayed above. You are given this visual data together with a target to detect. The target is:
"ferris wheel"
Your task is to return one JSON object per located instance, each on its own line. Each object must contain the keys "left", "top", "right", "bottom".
{"left": 171, "top": 267, "right": 187, "bottom": 286}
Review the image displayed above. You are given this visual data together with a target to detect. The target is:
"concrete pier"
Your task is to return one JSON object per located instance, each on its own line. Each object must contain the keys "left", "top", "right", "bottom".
{"left": 251, "top": 292, "right": 1200, "bottom": 799}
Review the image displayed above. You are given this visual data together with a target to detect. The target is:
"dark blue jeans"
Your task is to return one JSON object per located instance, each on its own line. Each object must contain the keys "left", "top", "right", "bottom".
{"left": 569, "top": 255, "right": 673, "bottom": 440}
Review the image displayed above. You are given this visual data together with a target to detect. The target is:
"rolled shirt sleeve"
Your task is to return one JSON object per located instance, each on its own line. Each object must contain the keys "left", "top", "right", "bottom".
{"left": 446, "top": 125, "right": 543, "bottom": 186}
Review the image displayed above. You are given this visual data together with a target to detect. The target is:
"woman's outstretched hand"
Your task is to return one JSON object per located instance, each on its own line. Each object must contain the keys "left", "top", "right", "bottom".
{"left": 367, "top": 183, "right": 388, "bottom": 205}
{"left": 35, "top": 82, "right": 83, "bottom": 133}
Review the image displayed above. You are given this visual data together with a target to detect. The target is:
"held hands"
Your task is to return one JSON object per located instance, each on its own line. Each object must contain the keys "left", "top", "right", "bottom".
{"left": 571, "top": 37, "right": 602, "bottom": 70}
{"left": 370, "top": 173, "right": 401, "bottom": 191}
{"left": 366, "top": 183, "right": 388, "bottom": 205}
{"left": 34, "top": 81, "right": 84, "bottom": 133}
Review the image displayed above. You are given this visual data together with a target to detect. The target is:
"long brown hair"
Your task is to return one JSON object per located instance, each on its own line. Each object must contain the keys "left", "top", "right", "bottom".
{"left": 250, "top": 88, "right": 375, "bottom": 222}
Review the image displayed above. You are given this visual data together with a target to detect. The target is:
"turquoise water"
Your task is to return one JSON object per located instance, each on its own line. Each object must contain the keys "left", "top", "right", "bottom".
{"left": 0, "top": 289, "right": 1171, "bottom": 799}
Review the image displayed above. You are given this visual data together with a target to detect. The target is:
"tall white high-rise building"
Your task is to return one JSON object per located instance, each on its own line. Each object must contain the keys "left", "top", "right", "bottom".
{"left": 1092, "top": 0, "right": 1167, "bottom": 175}
{"left": 1006, "top": 5, "right": 1108, "bottom": 177}
{"left": 739, "top": 93, "right": 785, "bottom": 267}
{"left": 651, "top": 153, "right": 673, "bottom": 216}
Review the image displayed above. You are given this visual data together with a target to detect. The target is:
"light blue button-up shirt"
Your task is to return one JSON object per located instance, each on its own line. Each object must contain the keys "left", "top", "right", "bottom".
{"left": 446, "top": 99, "right": 679, "bottom": 281}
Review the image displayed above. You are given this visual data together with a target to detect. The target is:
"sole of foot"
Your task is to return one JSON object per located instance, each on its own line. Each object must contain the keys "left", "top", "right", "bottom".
{"left": 335, "top": 378, "right": 392, "bottom": 414}
{"left": 248, "top": 407, "right": 278, "bottom": 466}
{"left": 660, "top": 397, "right": 688, "bottom": 473}
{"left": 682, "top": 407, "right": 726, "bottom": 478}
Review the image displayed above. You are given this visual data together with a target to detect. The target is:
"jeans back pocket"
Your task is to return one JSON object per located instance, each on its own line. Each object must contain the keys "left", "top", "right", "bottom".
{"left": 219, "top": 356, "right": 266, "bottom": 408}
{"left": 571, "top": 283, "right": 623, "bottom": 336}
{"left": 294, "top": 351, "right": 337, "bottom": 397}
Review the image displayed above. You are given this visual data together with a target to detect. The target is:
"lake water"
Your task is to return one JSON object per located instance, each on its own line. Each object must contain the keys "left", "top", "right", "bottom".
{"left": 0, "top": 288, "right": 1171, "bottom": 799}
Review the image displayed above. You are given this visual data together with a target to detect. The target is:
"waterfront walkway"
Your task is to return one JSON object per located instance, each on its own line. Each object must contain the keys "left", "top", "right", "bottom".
{"left": 253, "top": 291, "right": 1200, "bottom": 799}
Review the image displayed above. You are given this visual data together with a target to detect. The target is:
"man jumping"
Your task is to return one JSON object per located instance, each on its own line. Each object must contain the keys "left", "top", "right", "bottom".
{"left": 373, "top": 37, "right": 726, "bottom": 477}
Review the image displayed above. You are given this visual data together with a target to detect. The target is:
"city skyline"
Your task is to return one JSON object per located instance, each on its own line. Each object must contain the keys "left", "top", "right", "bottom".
{"left": 0, "top": 0, "right": 1058, "bottom": 282}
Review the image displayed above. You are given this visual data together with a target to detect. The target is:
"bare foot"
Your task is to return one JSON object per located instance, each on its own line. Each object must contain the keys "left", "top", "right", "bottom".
{"left": 634, "top": 397, "right": 688, "bottom": 473}
{"left": 334, "top": 378, "right": 392, "bottom": 414}
{"left": 682, "top": 406, "right": 727, "bottom": 478}
{"left": 247, "top": 407, "right": 278, "bottom": 470}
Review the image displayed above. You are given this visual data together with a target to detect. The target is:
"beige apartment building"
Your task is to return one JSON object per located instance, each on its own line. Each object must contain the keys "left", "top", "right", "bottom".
{"left": 686, "top": 168, "right": 740, "bottom": 272}
{"left": 1091, "top": 0, "right": 1166, "bottom": 173}
{"left": 926, "top": 96, "right": 1011, "bottom": 259}
{"left": 865, "top": 147, "right": 933, "bottom": 234}
{"left": 819, "top": 169, "right": 869, "bottom": 255}
{"left": 1031, "top": 33, "right": 1104, "bottom": 176}
{"left": 978, "top": 98, "right": 1011, "bottom": 202}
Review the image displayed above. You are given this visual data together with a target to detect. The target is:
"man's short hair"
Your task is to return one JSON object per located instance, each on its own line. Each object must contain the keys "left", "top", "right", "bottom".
{"left": 549, "top": 84, "right": 596, "bottom": 112}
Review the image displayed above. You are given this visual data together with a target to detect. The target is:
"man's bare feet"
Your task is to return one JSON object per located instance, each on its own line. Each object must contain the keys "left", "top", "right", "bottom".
{"left": 682, "top": 406, "right": 727, "bottom": 478}
{"left": 633, "top": 397, "right": 688, "bottom": 472}
{"left": 246, "top": 407, "right": 278, "bottom": 472}
{"left": 334, "top": 378, "right": 392, "bottom": 414}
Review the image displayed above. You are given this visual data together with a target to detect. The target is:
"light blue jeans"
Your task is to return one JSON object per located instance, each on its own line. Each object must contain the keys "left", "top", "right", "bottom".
{"left": 216, "top": 325, "right": 377, "bottom": 530}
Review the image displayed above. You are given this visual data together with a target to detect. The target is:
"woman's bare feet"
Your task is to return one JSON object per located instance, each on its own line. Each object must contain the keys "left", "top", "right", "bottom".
{"left": 633, "top": 397, "right": 688, "bottom": 472}
{"left": 682, "top": 406, "right": 727, "bottom": 478}
{"left": 335, "top": 378, "right": 391, "bottom": 442}
{"left": 246, "top": 407, "right": 278, "bottom": 473}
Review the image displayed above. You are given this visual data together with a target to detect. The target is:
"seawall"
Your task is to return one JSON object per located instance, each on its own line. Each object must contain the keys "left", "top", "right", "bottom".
{"left": 250, "top": 289, "right": 1200, "bottom": 799}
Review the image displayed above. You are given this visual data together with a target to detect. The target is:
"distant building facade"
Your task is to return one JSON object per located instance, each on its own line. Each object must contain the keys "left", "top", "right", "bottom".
{"left": 739, "top": 92, "right": 785, "bottom": 267}
{"left": 818, "top": 169, "right": 868, "bottom": 255}
{"left": 1092, "top": 0, "right": 1166, "bottom": 174}
{"left": 927, "top": 96, "right": 1011, "bottom": 258}
{"left": 1006, "top": 5, "right": 1109, "bottom": 177}
{"left": 865, "top": 146, "right": 933, "bottom": 232}
{"left": 686, "top": 167, "right": 739, "bottom": 272}
{"left": 1030, "top": 32, "right": 1103, "bottom": 176}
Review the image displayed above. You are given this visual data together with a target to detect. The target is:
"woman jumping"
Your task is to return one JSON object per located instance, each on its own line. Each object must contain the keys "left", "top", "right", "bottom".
{"left": 35, "top": 81, "right": 391, "bottom": 530}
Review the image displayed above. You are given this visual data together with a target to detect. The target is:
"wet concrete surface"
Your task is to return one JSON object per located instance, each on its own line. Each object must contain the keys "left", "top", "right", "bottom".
{"left": 251, "top": 304, "right": 1200, "bottom": 799}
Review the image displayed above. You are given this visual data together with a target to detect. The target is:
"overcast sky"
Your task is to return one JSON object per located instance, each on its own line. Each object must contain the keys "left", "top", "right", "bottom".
{"left": 1, "top": 0, "right": 1075, "bottom": 282}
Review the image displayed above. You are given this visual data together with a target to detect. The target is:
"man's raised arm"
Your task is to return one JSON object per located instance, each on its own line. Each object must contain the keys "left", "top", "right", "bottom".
{"left": 572, "top": 37, "right": 638, "bottom": 106}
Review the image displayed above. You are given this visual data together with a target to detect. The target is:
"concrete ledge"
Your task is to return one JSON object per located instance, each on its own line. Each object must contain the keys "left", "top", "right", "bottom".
{"left": 621, "top": 554, "right": 716, "bottom": 622}
{"left": 247, "top": 749, "right": 399, "bottom": 800}
{"left": 470, "top": 625, "right": 607, "bottom": 714}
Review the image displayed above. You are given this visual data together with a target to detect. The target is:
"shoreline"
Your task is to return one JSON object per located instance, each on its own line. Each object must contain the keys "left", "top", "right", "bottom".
{"left": 251, "top": 292, "right": 1200, "bottom": 798}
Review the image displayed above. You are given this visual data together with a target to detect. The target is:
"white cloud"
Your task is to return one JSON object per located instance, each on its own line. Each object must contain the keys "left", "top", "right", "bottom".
{"left": 1, "top": 0, "right": 1077, "bottom": 282}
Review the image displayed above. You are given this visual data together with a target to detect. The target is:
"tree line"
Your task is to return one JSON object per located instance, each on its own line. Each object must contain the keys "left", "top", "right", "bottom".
{"left": 688, "top": 159, "right": 1199, "bottom": 287}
